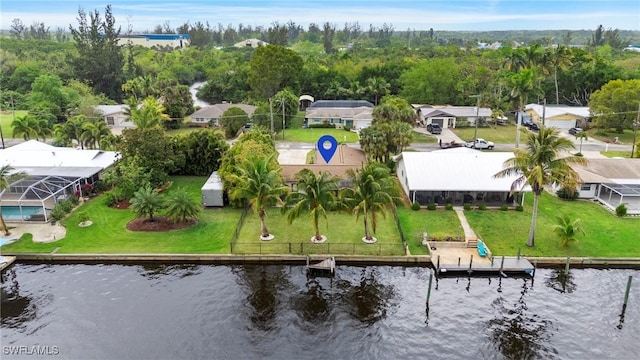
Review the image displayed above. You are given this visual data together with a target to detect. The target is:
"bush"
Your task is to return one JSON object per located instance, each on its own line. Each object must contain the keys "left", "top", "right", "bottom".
{"left": 463, "top": 203, "right": 471, "bottom": 211}
{"left": 478, "top": 203, "right": 487, "bottom": 210}
{"left": 69, "top": 195, "right": 80, "bottom": 206}
{"left": 59, "top": 200, "right": 74, "bottom": 213}
{"left": 411, "top": 202, "right": 421, "bottom": 211}
{"left": 78, "top": 211, "right": 90, "bottom": 223}
{"left": 445, "top": 203, "right": 453, "bottom": 211}
{"left": 500, "top": 204, "right": 508, "bottom": 211}
{"left": 616, "top": 204, "right": 628, "bottom": 217}
{"left": 93, "top": 180, "right": 107, "bottom": 193}
{"left": 308, "top": 123, "right": 334, "bottom": 128}
{"left": 344, "top": 125, "right": 351, "bottom": 132}
{"left": 427, "top": 203, "right": 437, "bottom": 210}
{"left": 50, "top": 206, "right": 66, "bottom": 221}
{"left": 557, "top": 186, "right": 579, "bottom": 201}
{"left": 515, "top": 205, "right": 524, "bottom": 212}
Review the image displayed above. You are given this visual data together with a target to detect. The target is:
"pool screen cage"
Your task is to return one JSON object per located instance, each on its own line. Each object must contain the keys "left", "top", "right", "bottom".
{"left": 597, "top": 183, "right": 640, "bottom": 215}
{"left": 0, "top": 175, "right": 81, "bottom": 222}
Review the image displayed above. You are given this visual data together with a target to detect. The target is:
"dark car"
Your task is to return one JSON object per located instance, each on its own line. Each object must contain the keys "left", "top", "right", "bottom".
{"left": 568, "top": 127, "right": 583, "bottom": 135}
{"left": 427, "top": 123, "right": 442, "bottom": 134}
{"left": 528, "top": 123, "right": 540, "bottom": 131}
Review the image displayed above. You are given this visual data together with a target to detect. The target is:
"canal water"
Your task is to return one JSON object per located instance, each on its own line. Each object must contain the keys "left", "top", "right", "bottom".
{"left": 2, "top": 264, "right": 639, "bottom": 359}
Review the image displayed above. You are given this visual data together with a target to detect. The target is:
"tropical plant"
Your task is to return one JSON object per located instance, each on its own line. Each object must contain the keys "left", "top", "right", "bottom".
{"left": 165, "top": 187, "right": 201, "bottom": 224}
{"left": 342, "top": 162, "right": 399, "bottom": 243}
{"left": 0, "top": 165, "right": 29, "bottom": 236}
{"left": 11, "top": 114, "right": 37, "bottom": 140}
{"left": 130, "top": 186, "right": 165, "bottom": 221}
{"left": 284, "top": 169, "right": 340, "bottom": 242}
{"left": 229, "top": 155, "right": 288, "bottom": 239}
{"left": 366, "top": 77, "right": 390, "bottom": 105}
{"left": 553, "top": 215, "right": 585, "bottom": 248}
{"left": 615, "top": 203, "right": 628, "bottom": 217}
{"left": 494, "top": 127, "right": 587, "bottom": 247}
{"left": 575, "top": 130, "right": 588, "bottom": 155}
{"left": 128, "top": 96, "right": 170, "bottom": 129}
{"left": 81, "top": 119, "right": 111, "bottom": 149}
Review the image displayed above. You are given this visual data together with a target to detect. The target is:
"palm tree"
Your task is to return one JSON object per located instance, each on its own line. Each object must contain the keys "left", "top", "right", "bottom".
{"left": 553, "top": 215, "right": 585, "bottom": 248}
{"left": 81, "top": 120, "right": 111, "bottom": 149}
{"left": 284, "top": 169, "right": 340, "bottom": 243}
{"left": 343, "top": 162, "right": 398, "bottom": 243}
{"left": 575, "top": 130, "right": 588, "bottom": 155}
{"left": 494, "top": 128, "right": 587, "bottom": 247}
{"left": 0, "top": 165, "right": 28, "bottom": 236}
{"left": 546, "top": 45, "right": 572, "bottom": 104}
{"left": 33, "top": 117, "right": 53, "bottom": 142}
{"left": 509, "top": 68, "right": 538, "bottom": 148}
{"left": 130, "top": 186, "right": 165, "bottom": 222}
{"left": 367, "top": 77, "right": 390, "bottom": 105}
{"left": 229, "top": 155, "right": 288, "bottom": 240}
{"left": 129, "top": 96, "right": 170, "bottom": 129}
{"left": 165, "top": 187, "right": 201, "bottom": 224}
{"left": 11, "top": 114, "right": 37, "bottom": 140}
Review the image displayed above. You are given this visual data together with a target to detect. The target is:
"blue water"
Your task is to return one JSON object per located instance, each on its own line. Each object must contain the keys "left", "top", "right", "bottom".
{"left": 0, "top": 206, "right": 48, "bottom": 221}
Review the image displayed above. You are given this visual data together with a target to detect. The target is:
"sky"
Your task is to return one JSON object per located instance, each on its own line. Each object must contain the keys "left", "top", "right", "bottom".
{"left": 1, "top": 0, "right": 639, "bottom": 32}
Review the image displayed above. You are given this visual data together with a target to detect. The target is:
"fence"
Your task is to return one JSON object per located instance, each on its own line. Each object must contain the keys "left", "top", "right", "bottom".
{"left": 230, "top": 242, "right": 405, "bottom": 256}
{"left": 230, "top": 205, "right": 250, "bottom": 246}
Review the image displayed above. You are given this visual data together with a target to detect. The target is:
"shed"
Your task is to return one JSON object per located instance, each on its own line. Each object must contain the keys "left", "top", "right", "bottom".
{"left": 201, "top": 171, "right": 224, "bottom": 207}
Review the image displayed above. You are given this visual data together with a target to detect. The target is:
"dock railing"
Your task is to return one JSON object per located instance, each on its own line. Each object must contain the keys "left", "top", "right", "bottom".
{"left": 231, "top": 242, "right": 405, "bottom": 256}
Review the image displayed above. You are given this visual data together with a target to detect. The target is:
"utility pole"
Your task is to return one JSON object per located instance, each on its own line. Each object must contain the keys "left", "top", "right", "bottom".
{"left": 269, "top": 98, "right": 274, "bottom": 137}
{"left": 281, "top": 98, "right": 285, "bottom": 141}
{"left": 472, "top": 95, "right": 481, "bottom": 143}
{"left": 632, "top": 102, "right": 639, "bottom": 158}
{"left": 541, "top": 98, "right": 546, "bottom": 128}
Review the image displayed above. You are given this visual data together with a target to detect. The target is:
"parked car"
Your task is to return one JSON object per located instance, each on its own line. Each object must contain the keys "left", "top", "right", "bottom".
{"left": 568, "top": 127, "right": 583, "bottom": 135}
{"left": 427, "top": 123, "right": 442, "bottom": 134}
{"left": 464, "top": 138, "right": 495, "bottom": 150}
{"left": 528, "top": 123, "right": 540, "bottom": 131}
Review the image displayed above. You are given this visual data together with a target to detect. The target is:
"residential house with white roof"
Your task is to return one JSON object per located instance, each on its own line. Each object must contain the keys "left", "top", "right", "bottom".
{"left": 415, "top": 105, "right": 493, "bottom": 129}
{"left": 524, "top": 104, "right": 590, "bottom": 129}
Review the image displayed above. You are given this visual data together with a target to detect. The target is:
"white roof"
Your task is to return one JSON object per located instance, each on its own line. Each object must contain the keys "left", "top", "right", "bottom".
{"left": 525, "top": 104, "right": 590, "bottom": 119}
{"left": 398, "top": 148, "right": 527, "bottom": 192}
{"left": 0, "top": 140, "right": 119, "bottom": 176}
{"left": 95, "top": 104, "right": 129, "bottom": 116}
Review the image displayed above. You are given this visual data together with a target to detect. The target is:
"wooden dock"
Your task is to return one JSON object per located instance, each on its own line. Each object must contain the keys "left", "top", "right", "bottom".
{"left": 306, "top": 256, "right": 335, "bottom": 276}
{"left": 435, "top": 255, "right": 534, "bottom": 277}
{"left": 0, "top": 256, "right": 17, "bottom": 272}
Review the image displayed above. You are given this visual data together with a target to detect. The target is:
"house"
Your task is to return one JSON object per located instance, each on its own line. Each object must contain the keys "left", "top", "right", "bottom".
{"left": 524, "top": 104, "right": 590, "bottom": 129}
{"left": 570, "top": 158, "right": 640, "bottom": 215}
{"left": 95, "top": 104, "right": 132, "bottom": 127}
{"left": 395, "top": 148, "right": 528, "bottom": 206}
{"left": 299, "top": 95, "right": 314, "bottom": 110}
{"left": 234, "top": 38, "right": 268, "bottom": 48}
{"left": 118, "top": 34, "right": 190, "bottom": 49}
{"left": 187, "top": 104, "right": 257, "bottom": 127}
{"left": 0, "top": 140, "right": 119, "bottom": 221}
{"left": 304, "top": 100, "right": 374, "bottom": 130}
{"left": 415, "top": 105, "right": 492, "bottom": 129}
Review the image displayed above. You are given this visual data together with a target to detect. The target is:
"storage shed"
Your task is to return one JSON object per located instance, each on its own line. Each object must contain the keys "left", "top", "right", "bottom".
{"left": 201, "top": 171, "right": 224, "bottom": 207}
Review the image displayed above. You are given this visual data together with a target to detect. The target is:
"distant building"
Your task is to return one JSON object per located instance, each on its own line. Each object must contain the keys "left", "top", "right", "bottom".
{"left": 187, "top": 104, "right": 257, "bottom": 127}
{"left": 304, "top": 100, "right": 374, "bottom": 130}
{"left": 94, "top": 104, "right": 132, "bottom": 127}
{"left": 415, "top": 105, "right": 492, "bottom": 129}
{"left": 118, "top": 34, "right": 190, "bottom": 49}
{"left": 234, "top": 38, "right": 268, "bottom": 48}
{"left": 524, "top": 104, "right": 590, "bottom": 129}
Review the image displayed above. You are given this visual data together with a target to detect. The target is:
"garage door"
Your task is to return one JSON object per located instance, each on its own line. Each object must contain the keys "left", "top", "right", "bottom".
{"left": 545, "top": 120, "right": 575, "bottom": 129}
{"left": 431, "top": 118, "right": 444, "bottom": 127}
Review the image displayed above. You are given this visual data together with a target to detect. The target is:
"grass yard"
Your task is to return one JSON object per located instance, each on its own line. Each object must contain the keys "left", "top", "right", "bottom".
{"left": 411, "top": 131, "right": 437, "bottom": 143}
{"left": 2, "top": 177, "right": 242, "bottom": 254}
{"left": 1, "top": 110, "right": 28, "bottom": 139}
{"left": 396, "top": 207, "right": 462, "bottom": 255}
{"left": 601, "top": 150, "right": 632, "bottom": 158}
{"left": 588, "top": 128, "right": 637, "bottom": 144}
{"left": 234, "top": 208, "right": 404, "bottom": 255}
{"left": 452, "top": 125, "right": 523, "bottom": 144}
{"left": 278, "top": 127, "right": 359, "bottom": 143}
{"left": 464, "top": 192, "right": 640, "bottom": 257}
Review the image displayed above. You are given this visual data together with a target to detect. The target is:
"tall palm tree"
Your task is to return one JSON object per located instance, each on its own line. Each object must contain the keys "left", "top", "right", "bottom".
{"left": 553, "top": 215, "right": 585, "bottom": 248}
{"left": 81, "top": 120, "right": 111, "bottom": 149}
{"left": 343, "top": 162, "right": 398, "bottom": 243}
{"left": 229, "top": 155, "right": 288, "bottom": 240}
{"left": 165, "top": 187, "right": 201, "bottom": 224}
{"left": 367, "top": 77, "right": 390, "bottom": 105}
{"left": 129, "top": 96, "right": 170, "bottom": 129}
{"left": 576, "top": 130, "right": 588, "bottom": 155}
{"left": 284, "top": 169, "right": 340, "bottom": 243}
{"left": 0, "top": 165, "right": 28, "bottom": 236}
{"left": 546, "top": 45, "right": 572, "bottom": 104}
{"left": 11, "top": 114, "right": 37, "bottom": 140}
{"left": 509, "top": 68, "right": 538, "bottom": 148}
{"left": 130, "top": 186, "right": 165, "bottom": 222}
{"left": 494, "top": 128, "right": 587, "bottom": 247}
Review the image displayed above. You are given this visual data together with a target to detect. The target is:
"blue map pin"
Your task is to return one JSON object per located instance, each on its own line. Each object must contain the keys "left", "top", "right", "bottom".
{"left": 317, "top": 135, "right": 338, "bottom": 164}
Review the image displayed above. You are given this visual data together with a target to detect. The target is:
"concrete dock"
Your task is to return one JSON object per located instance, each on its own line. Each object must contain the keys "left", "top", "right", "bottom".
{"left": 435, "top": 255, "right": 535, "bottom": 276}
{"left": 0, "top": 256, "right": 17, "bottom": 272}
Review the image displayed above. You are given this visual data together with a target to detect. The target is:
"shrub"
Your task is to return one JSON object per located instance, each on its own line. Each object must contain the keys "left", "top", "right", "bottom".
{"left": 500, "top": 204, "right": 508, "bottom": 211}
{"left": 50, "top": 206, "right": 67, "bottom": 221}
{"left": 93, "top": 180, "right": 107, "bottom": 193}
{"left": 478, "top": 203, "right": 487, "bottom": 210}
{"left": 427, "top": 203, "right": 437, "bottom": 210}
{"left": 616, "top": 204, "right": 627, "bottom": 217}
{"left": 515, "top": 205, "right": 524, "bottom": 212}
{"left": 82, "top": 183, "right": 94, "bottom": 196}
{"left": 344, "top": 125, "right": 351, "bottom": 132}
{"left": 59, "top": 200, "right": 74, "bottom": 213}
{"left": 557, "top": 186, "right": 579, "bottom": 201}
{"left": 308, "top": 123, "right": 334, "bottom": 128}
{"left": 445, "top": 203, "right": 453, "bottom": 211}
{"left": 463, "top": 203, "right": 471, "bottom": 211}
{"left": 69, "top": 195, "right": 80, "bottom": 206}
{"left": 78, "top": 211, "right": 90, "bottom": 223}
{"left": 411, "top": 202, "right": 421, "bottom": 211}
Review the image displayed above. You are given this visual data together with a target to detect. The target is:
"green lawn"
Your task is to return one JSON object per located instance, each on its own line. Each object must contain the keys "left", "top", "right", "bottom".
{"left": 411, "top": 131, "right": 437, "bottom": 143}
{"left": 464, "top": 192, "right": 640, "bottom": 257}
{"left": 601, "top": 150, "right": 632, "bottom": 158}
{"left": 277, "top": 127, "right": 359, "bottom": 143}
{"left": 588, "top": 128, "right": 638, "bottom": 144}
{"left": 234, "top": 208, "right": 404, "bottom": 255}
{"left": 396, "top": 207, "right": 462, "bottom": 255}
{"left": 452, "top": 125, "right": 523, "bottom": 144}
{"left": 1, "top": 110, "right": 28, "bottom": 139}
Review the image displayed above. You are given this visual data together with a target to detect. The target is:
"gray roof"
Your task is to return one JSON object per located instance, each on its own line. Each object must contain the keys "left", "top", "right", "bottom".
{"left": 305, "top": 107, "right": 372, "bottom": 119}
{"left": 308, "top": 100, "right": 374, "bottom": 109}
{"left": 572, "top": 159, "right": 640, "bottom": 184}
{"left": 419, "top": 106, "right": 493, "bottom": 118}
{"left": 189, "top": 104, "right": 257, "bottom": 119}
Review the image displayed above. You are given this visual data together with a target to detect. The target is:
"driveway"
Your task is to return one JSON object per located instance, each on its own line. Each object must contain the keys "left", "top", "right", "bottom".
{"left": 413, "top": 127, "right": 464, "bottom": 144}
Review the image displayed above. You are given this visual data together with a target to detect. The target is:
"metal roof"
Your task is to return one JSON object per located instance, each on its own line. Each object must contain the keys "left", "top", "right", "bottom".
{"left": 308, "top": 100, "right": 374, "bottom": 109}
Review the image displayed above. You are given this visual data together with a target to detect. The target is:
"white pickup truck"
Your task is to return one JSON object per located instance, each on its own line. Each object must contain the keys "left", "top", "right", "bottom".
{"left": 464, "top": 138, "right": 495, "bottom": 150}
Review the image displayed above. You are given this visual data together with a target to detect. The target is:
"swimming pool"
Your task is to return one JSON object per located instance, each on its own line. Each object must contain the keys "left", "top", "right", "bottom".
{"left": 0, "top": 206, "right": 50, "bottom": 221}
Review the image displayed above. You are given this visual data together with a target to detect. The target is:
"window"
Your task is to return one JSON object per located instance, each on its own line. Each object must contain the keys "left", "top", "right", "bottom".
{"left": 580, "top": 184, "right": 591, "bottom": 191}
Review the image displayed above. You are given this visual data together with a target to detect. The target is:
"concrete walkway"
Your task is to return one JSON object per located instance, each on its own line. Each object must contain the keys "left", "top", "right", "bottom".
{"left": 4, "top": 223, "right": 66, "bottom": 243}
{"left": 453, "top": 207, "right": 477, "bottom": 241}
